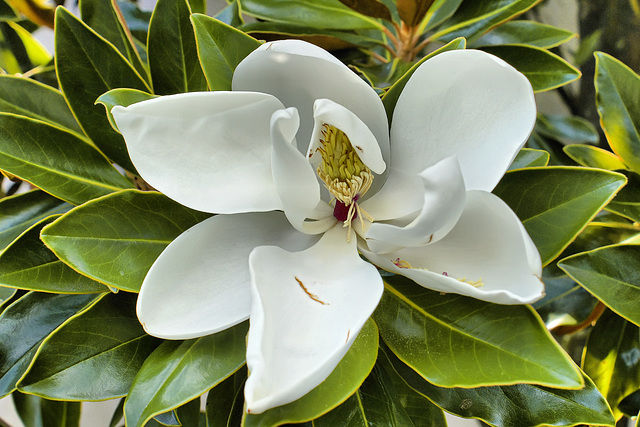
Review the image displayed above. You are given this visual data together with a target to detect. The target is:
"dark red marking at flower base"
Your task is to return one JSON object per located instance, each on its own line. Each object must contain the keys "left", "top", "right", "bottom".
{"left": 333, "top": 195, "right": 359, "bottom": 222}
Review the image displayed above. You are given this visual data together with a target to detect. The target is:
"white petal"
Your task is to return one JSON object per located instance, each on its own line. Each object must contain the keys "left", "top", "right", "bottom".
{"left": 112, "top": 91, "right": 285, "bottom": 213}
{"left": 270, "top": 108, "right": 335, "bottom": 234}
{"left": 365, "top": 157, "right": 466, "bottom": 254}
{"left": 390, "top": 49, "right": 536, "bottom": 192}
{"left": 245, "top": 224, "right": 383, "bottom": 413}
{"left": 137, "top": 212, "right": 317, "bottom": 339}
{"left": 362, "top": 191, "right": 544, "bottom": 304}
{"left": 232, "top": 40, "right": 389, "bottom": 166}
{"left": 308, "top": 99, "right": 386, "bottom": 174}
{"left": 359, "top": 167, "right": 423, "bottom": 221}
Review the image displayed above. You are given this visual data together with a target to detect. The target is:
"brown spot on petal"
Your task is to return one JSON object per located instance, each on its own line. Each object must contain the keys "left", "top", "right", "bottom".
{"left": 295, "top": 276, "right": 328, "bottom": 305}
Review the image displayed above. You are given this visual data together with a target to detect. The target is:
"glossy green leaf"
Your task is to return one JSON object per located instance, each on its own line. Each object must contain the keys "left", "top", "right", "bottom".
{"left": 583, "top": 310, "right": 640, "bottom": 420}
{"left": 205, "top": 367, "right": 246, "bottom": 427}
{"left": 559, "top": 244, "right": 640, "bottom": 327}
{"left": 18, "top": 292, "right": 160, "bottom": 400}
{"left": 175, "top": 398, "right": 201, "bottom": 427}
{"left": 382, "top": 37, "right": 466, "bottom": 122}
{"left": 96, "top": 88, "right": 157, "bottom": 131}
{"left": 508, "top": 147, "right": 550, "bottom": 170}
{"left": 381, "top": 345, "right": 615, "bottom": 427}
{"left": 595, "top": 52, "right": 640, "bottom": 174}
{"left": 243, "top": 319, "right": 378, "bottom": 426}
{"left": 124, "top": 322, "right": 248, "bottom": 427}
{"left": 564, "top": 145, "right": 626, "bottom": 170}
{"left": 338, "top": 0, "right": 392, "bottom": 20}
{"left": 191, "top": 13, "right": 261, "bottom": 91}
{"left": 12, "top": 392, "right": 81, "bottom": 427}
{"left": 0, "top": 190, "right": 69, "bottom": 251}
{"left": 537, "top": 113, "right": 600, "bottom": 145}
{"left": 240, "top": 0, "right": 383, "bottom": 30}
{"left": 147, "top": 0, "right": 207, "bottom": 94}
{"left": 0, "top": 216, "right": 107, "bottom": 294}
{"left": 0, "top": 75, "right": 83, "bottom": 137}
{"left": 0, "top": 0, "right": 17, "bottom": 20}
{"left": 374, "top": 275, "right": 583, "bottom": 389}
{"left": 313, "top": 364, "right": 414, "bottom": 426}
{"left": 607, "top": 171, "right": 640, "bottom": 222}
{"left": 619, "top": 390, "right": 640, "bottom": 418}
{"left": 494, "top": 167, "right": 627, "bottom": 266}
{"left": 0, "top": 292, "right": 101, "bottom": 398}
{"left": 0, "top": 114, "right": 133, "bottom": 205}
{"left": 0, "top": 22, "right": 52, "bottom": 74}
{"left": 481, "top": 45, "right": 580, "bottom": 92}
{"left": 375, "top": 346, "right": 447, "bottom": 427}
{"left": 55, "top": 6, "right": 150, "bottom": 173}
{"left": 432, "top": 0, "right": 540, "bottom": 43}
{"left": 418, "top": 0, "right": 463, "bottom": 33}
{"left": 0, "top": 286, "right": 14, "bottom": 306}
{"left": 41, "top": 190, "right": 210, "bottom": 292}
{"left": 79, "top": 0, "right": 148, "bottom": 80}
{"left": 473, "top": 20, "right": 575, "bottom": 48}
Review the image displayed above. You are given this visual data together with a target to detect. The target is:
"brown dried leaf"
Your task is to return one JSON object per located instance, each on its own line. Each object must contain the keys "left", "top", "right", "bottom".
{"left": 397, "top": 0, "right": 435, "bottom": 27}
{"left": 339, "top": 0, "right": 392, "bottom": 21}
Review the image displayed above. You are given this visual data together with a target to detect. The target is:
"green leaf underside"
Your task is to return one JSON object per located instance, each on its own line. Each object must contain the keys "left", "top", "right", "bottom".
{"left": 583, "top": 310, "right": 640, "bottom": 420}
{"left": 0, "top": 113, "right": 133, "bottom": 205}
{"left": 243, "top": 319, "right": 379, "bottom": 426}
{"left": 537, "top": 113, "right": 600, "bottom": 145}
{"left": 374, "top": 276, "right": 583, "bottom": 389}
{"left": 191, "top": 13, "right": 261, "bottom": 91}
{"left": 40, "top": 190, "right": 210, "bottom": 292}
{"left": 564, "top": 144, "right": 626, "bottom": 170}
{"left": 381, "top": 346, "right": 614, "bottom": 427}
{"left": 473, "top": 20, "right": 575, "bottom": 48}
{"left": 240, "top": 0, "right": 383, "bottom": 30}
{"left": 0, "top": 216, "right": 107, "bottom": 293}
{"left": 595, "top": 52, "right": 640, "bottom": 175}
{"left": 55, "top": 7, "right": 149, "bottom": 173}
{"left": 0, "top": 292, "right": 102, "bottom": 398}
{"left": 124, "top": 322, "right": 249, "bottom": 427}
{"left": 559, "top": 244, "right": 640, "bottom": 327}
{"left": 19, "top": 292, "right": 160, "bottom": 401}
{"left": 0, "top": 190, "right": 70, "bottom": 252}
{"left": 148, "top": 0, "right": 207, "bottom": 94}
{"left": 0, "top": 75, "right": 83, "bottom": 136}
{"left": 494, "top": 167, "right": 627, "bottom": 266}
{"left": 481, "top": 45, "right": 580, "bottom": 92}
{"left": 508, "top": 147, "right": 550, "bottom": 170}
{"left": 382, "top": 37, "right": 466, "bottom": 123}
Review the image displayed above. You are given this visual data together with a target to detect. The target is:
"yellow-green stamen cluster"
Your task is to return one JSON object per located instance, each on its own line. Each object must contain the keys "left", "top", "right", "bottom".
{"left": 317, "top": 124, "right": 373, "bottom": 206}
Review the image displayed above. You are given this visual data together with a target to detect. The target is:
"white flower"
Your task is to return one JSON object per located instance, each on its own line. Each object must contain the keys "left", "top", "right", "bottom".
{"left": 112, "top": 40, "right": 544, "bottom": 414}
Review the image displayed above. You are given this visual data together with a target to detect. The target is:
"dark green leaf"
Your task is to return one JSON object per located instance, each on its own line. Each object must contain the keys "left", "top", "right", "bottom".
{"left": 148, "top": 0, "right": 207, "bottom": 94}
{"left": 240, "top": 0, "right": 383, "bottom": 30}
{"left": 508, "top": 147, "right": 550, "bottom": 170}
{"left": 537, "top": 113, "right": 600, "bottom": 145}
{"left": 0, "top": 292, "right": 101, "bottom": 397}
{"left": 606, "top": 171, "right": 640, "bottom": 222}
{"left": 0, "top": 0, "right": 17, "bottom": 20}
{"left": 175, "top": 398, "right": 201, "bottom": 427}
{"left": 0, "top": 190, "right": 69, "bottom": 251}
{"left": 55, "top": 6, "right": 150, "bottom": 173}
{"left": 18, "top": 292, "right": 160, "bottom": 400}
{"left": 0, "top": 75, "right": 83, "bottom": 136}
{"left": 191, "top": 13, "right": 261, "bottom": 91}
{"left": 187, "top": 0, "right": 206, "bottom": 14}
{"left": 595, "top": 52, "right": 640, "bottom": 174}
{"left": 382, "top": 37, "right": 466, "bottom": 122}
{"left": 418, "top": 0, "right": 463, "bottom": 33}
{"left": 559, "top": 244, "right": 640, "bottom": 327}
{"left": 312, "top": 364, "right": 414, "bottom": 426}
{"left": 12, "top": 392, "right": 81, "bottom": 427}
{"left": 41, "top": 190, "right": 210, "bottom": 292}
{"left": 79, "top": 0, "right": 148, "bottom": 80}
{"left": 494, "top": 167, "right": 626, "bottom": 265}
{"left": 0, "top": 114, "right": 133, "bottom": 205}
{"left": 473, "top": 20, "right": 576, "bottom": 48}
{"left": 0, "top": 216, "right": 107, "bottom": 294}
{"left": 124, "top": 322, "right": 248, "bottom": 427}
{"left": 117, "top": 1, "right": 152, "bottom": 44}
{"left": 481, "top": 45, "right": 580, "bottom": 92}
{"left": 339, "top": 0, "right": 392, "bottom": 20}
{"left": 0, "top": 22, "right": 51, "bottom": 74}
{"left": 374, "top": 275, "right": 583, "bottom": 389}
{"left": 433, "top": 0, "right": 540, "bottom": 43}
{"left": 205, "top": 367, "right": 246, "bottom": 427}
{"left": 564, "top": 144, "right": 626, "bottom": 170}
{"left": 381, "top": 345, "right": 615, "bottom": 427}
{"left": 583, "top": 310, "right": 640, "bottom": 420}
{"left": 243, "top": 319, "right": 378, "bottom": 426}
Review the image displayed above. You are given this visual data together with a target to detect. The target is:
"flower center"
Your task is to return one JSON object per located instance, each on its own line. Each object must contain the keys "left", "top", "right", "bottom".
{"left": 316, "top": 124, "right": 374, "bottom": 235}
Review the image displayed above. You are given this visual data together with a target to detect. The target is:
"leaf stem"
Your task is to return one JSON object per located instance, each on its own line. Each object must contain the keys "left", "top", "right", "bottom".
{"left": 552, "top": 301, "right": 606, "bottom": 335}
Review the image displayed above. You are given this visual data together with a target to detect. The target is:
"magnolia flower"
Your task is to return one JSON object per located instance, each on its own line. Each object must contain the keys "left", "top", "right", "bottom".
{"left": 112, "top": 40, "right": 544, "bottom": 414}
